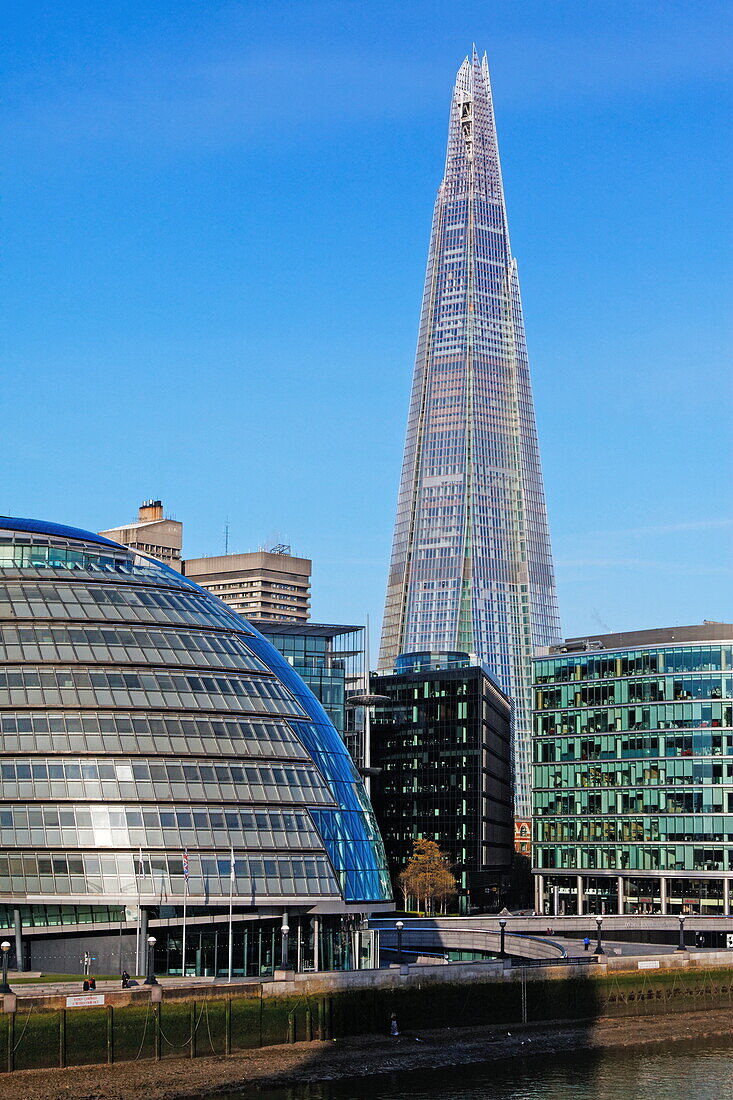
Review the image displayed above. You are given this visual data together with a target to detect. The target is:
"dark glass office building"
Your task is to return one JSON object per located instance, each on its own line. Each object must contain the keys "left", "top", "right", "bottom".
{"left": 533, "top": 624, "right": 733, "bottom": 916}
{"left": 0, "top": 518, "right": 391, "bottom": 975}
{"left": 370, "top": 653, "right": 513, "bottom": 913}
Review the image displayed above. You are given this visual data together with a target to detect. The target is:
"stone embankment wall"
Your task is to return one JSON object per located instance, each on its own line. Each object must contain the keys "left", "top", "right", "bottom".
{"left": 3, "top": 951, "right": 733, "bottom": 1073}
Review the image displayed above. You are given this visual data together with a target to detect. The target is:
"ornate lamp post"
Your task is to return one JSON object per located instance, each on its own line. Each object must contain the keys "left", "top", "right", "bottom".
{"left": 0, "top": 941, "right": 12, "bottom": 994}
{"left": 145, "top": 934, "right": 159, "bottom": 985}
{"left": 677, "top": 914, "right": 687, "bottom": 952}
{"left": 395, "top": 920, "right": 404, "bottom": 965}
{"left": 595, "top": 915, "right": 604, "bottom": 955}
{"left": 498, "top": 918, "right": 507, "bottom": 959}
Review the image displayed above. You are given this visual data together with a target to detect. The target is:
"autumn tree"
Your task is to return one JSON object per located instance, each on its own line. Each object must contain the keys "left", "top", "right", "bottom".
{"left": 398, "top": 838, "right": 458, "bottom": 915}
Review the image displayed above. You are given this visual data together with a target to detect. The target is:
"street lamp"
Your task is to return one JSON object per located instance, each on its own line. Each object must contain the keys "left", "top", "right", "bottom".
{"left": 595, "top": 915, "right": 604, "bottom": 955}
{"left": 346, "top": 691, "right": 389, "bottom": 797}
{"left": 0, "top": 941, "right": 12, "bottom": 994}
{"left": 145, "top": 935, "right": 159, "bottom": 985}
{"left": 281, "top": 921, "right": 290, "bottom": 970}
{"left": 395, "top": 920, "right": 404, "bottom": 965}
{"left": 677, "top": 914, "right": 687, "bottom": 952}
{"left": 498, "top": 918, "right": 507, "bottom": 959}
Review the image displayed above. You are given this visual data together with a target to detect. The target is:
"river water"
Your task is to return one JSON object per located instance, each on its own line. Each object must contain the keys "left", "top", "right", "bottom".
{"left": 240, "top": 1036, "right": 733, "bottom": 1099}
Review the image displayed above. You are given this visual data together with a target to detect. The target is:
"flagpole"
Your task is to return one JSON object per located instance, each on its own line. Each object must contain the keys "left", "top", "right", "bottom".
{"left": 135, "top": 846, "right": 142, "bottom": 976}
{"left": 228, "top": 847, "right": 234, "bottom": 983}
{"left": 181, "top": 848, "right": 189, "bottom": 980}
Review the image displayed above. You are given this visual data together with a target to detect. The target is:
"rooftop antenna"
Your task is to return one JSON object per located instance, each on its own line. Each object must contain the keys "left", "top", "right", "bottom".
{"left": 224, "top": 519, "right": 230, "bottom": 556}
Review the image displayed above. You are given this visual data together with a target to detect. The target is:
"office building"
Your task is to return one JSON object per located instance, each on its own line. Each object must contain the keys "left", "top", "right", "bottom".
{"left": 99, "top": 500, "right": 182, "bottom": 570}
{"left": 379, "top": 49, "right": 561, "bottom": 818}
{"left": 370, "top": 652, "right": 513, "bottom": 913}
{"left": 184, "top": 548, "right": 311, "bottom": 623}
{"left": 533, "top": 624, "right": 733, "bottom": 916}
{"left": 249, "top": 621, "right": 366, "bottom": 767}
{"left": 0, "top": 517, "right": 391, "bottom": 975}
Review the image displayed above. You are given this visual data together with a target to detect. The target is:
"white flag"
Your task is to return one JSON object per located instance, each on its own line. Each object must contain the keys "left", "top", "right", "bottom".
{"left": 230, "top": 848, "right": 235, "bottom": 883}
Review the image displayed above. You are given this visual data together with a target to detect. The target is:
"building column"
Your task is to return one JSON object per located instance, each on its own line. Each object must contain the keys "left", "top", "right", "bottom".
{"left": 313, "top": 916, "right": 320, "bottom": 972}
{"left": 139, "top": 908, "right": 148, "bottom": 974}
{"left": 576, "top": 875, "right": 584, "bottom": 916}
{"left": 724, "top": 878, "right": 730, "bottom": 917}
{"left": 535, "top": 874, "right": 544, "bottom": 915}
{"left": 660, "top": 877, "right": 668, "bottom": 915}
{"left": 617, "top": 876, "right": 624, "bottom": 916}
{"left": 13, "top": 909, "right": 23, "bottom": 972}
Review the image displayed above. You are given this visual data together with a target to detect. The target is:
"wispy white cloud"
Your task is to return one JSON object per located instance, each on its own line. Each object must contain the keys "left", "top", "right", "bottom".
{"left": 562, "top": 518, "right": 733, "bottom": 540}
{"left": 3, "top": 4, "right": 729, "bottom": 161}
{"left": 1, "top": 46, "right": 441, "bottom": 158}
{"left": 557, "top": 558, "right": 733, "bottom": 577}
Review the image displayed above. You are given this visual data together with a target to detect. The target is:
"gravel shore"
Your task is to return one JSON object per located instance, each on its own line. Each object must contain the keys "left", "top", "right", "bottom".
{"left": 5, "top": 1008, "right": 733, "bottom": 1100}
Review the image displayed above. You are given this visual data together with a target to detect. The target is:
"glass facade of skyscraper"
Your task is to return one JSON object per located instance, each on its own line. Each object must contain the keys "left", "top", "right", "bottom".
{"left": 532, "top": 626, "right": 733, "bottom": 916}
{"left": 379, "top": 49, "right": 560, "bottom": 817}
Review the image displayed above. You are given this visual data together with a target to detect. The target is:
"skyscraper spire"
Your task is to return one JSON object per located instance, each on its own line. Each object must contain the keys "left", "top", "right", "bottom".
{"left": 379, "top": 52, "right": 561, "bottom": 816}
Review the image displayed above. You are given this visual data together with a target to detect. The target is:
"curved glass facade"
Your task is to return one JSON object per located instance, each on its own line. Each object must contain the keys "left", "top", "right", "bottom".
{"left": 532, "top": 633, "right": 733, "bottom": 915}
{"left": 0, "top": 517, "right": 391, "bottom": 917}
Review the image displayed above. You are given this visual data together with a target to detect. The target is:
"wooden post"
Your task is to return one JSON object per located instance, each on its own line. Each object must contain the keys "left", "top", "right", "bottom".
{"left": 316, "top": 997, "right": 324, "bottom": 1040}
{"left": 58, "top": 1009, "right": 65, "bottom": 1069}
{"left": 190, "top": 1000, "right": 196, "bottom": 1059}
{"left": 154, "top": 1003, "right": 161, "bottom": 1061}
{"left": 225, "top": 998, "right": 232, "bottom": 1056}
{"left": 287, "top": 1012, "right": 295, "bottom": 1044}
{"left": 7, "top": 1011, "right": 15, "bottom": 1073}
{"left": 305, "top": 1002, "right": 312, "bottom": 1041}
{"left": 107, "top": 1004, "right": 114, "bottom": 1064}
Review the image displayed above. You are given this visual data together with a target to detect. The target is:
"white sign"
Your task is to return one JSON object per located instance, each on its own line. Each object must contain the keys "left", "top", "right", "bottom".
{"left": 726, "top": 934, "right": 733, "bottom": 949}
{"left": 65, "top": 994, "right": 105, "bottom": 1008}
{"left": 637, "top": 960, "right": 660, "bottom": 970}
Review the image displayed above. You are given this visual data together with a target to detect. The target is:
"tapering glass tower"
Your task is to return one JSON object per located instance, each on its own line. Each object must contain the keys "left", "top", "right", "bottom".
{"left": 379, "top": 50, "right": 561, "bottom": 817}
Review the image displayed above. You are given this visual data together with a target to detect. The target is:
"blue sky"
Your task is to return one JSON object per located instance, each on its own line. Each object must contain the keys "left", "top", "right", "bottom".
{"left": 3, "top": 0, "right": 731, "bottom": 650}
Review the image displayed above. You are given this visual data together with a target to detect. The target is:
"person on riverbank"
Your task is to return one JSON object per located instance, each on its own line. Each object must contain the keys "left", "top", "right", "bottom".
{"left": 390, "top": 1012, "right": 399, "bottom": 1037}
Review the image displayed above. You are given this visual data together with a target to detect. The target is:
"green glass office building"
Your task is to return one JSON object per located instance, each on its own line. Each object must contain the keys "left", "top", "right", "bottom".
{"left": 533, "top": 625, "right": 733, "bottom": 916}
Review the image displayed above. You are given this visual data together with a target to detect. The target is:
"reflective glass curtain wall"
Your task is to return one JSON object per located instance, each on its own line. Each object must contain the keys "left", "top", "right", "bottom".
{"left": 532, "top": 635, "right": 733, "bottom": 915}
{"left": 379, "top": 51, "right": 561, "bottom": 815}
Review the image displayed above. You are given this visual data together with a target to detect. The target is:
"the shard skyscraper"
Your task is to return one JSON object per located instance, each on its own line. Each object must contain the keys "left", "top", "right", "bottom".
{"left": 379, "top": 49, "right": 561, "bottom": 817}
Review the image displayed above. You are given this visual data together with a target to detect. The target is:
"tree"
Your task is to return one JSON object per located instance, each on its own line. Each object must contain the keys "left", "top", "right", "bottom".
{"left": 398, "top": 838, "right": 458, "bottom": 915}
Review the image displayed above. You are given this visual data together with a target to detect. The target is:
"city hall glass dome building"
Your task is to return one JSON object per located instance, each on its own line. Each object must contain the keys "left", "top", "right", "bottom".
{"left": 0, "top": 518, "right": 391, "bottom": 976}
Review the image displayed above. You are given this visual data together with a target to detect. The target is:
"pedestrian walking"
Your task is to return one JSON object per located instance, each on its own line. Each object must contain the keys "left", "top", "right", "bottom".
{"left": 390, "top": 1012, "right": 399, "bottom": 1037}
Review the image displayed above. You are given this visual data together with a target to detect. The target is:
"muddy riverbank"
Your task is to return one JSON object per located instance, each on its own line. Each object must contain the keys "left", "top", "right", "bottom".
{"left": 5, "top": 1006, "right": 733, "bottom": 1100}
